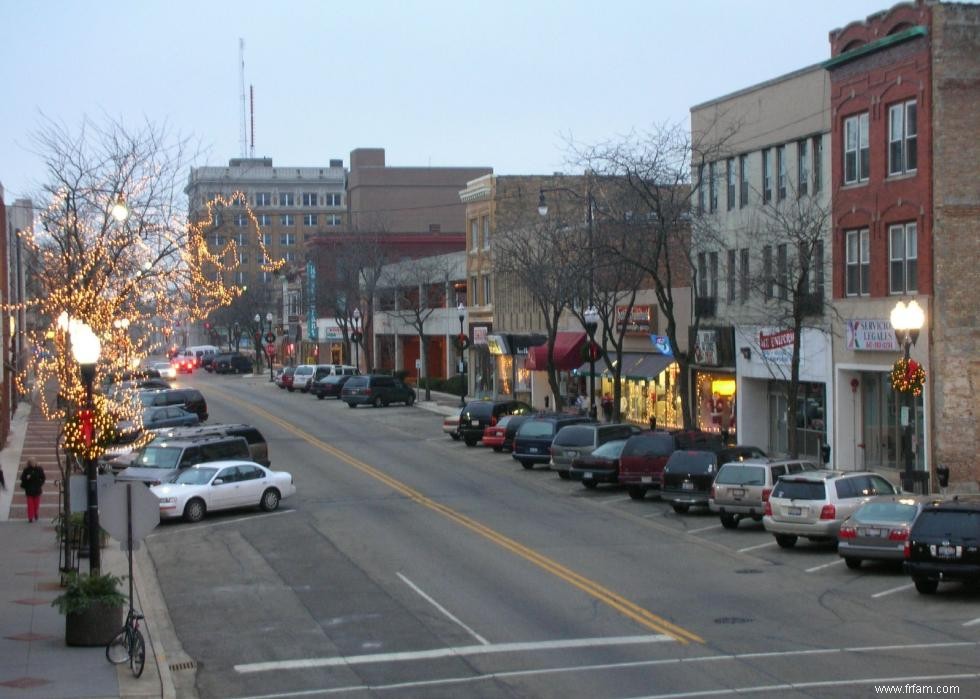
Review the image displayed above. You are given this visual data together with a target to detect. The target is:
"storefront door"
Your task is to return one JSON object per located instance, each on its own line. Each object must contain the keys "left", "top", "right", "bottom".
{"left": 861, "top": 371, "right": 923, "bottom": 471}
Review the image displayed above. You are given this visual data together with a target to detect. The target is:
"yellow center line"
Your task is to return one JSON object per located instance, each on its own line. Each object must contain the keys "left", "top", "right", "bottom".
{"left": 209, "top": 384, "right": 703, "bottom": 644}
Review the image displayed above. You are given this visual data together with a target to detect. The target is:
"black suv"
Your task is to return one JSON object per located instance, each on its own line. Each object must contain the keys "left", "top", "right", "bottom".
{"left": 661, "top": 450, "right": 721, "bottom": 513}
{"left": 906, "top": 496, "right": 980, "bottom": 594}
{"left": 212, "top": 352, "right": 254, "bottom": 374}
{"left": 459, "top": 399, "right": 532, "bottom": 447}
{"left": 139, "top": 388, "right": 208, "bottom": 422}
{"left": 342, "top": 375, "right": 416, "bottom": 408}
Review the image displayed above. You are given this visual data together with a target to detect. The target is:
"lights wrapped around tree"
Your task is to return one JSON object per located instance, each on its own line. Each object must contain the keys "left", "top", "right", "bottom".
{"left": 890, "top": 358, "right": 926, "bottom": 397}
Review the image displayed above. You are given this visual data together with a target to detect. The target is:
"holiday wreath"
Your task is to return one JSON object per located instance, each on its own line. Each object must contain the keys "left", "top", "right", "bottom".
{"left": 890, "top": 357, "right": 926, "bottom": 396}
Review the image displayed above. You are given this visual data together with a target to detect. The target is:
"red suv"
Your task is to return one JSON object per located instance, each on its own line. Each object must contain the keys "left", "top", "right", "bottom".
{"left": 619, "top": 430, "right": 723, "bottom": 500}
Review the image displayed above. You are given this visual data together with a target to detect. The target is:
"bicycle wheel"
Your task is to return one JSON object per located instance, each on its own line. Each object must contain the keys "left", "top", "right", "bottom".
{"left": 130, "top": 629, "right": 146, "bottom": 678}
{"left": 106, "top": 628, "right": 130, "bottom": 665}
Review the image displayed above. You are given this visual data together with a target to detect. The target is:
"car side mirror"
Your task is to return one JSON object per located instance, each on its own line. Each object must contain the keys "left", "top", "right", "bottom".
{"left": 213, "top": 478, "right": 224, "bottom": 485}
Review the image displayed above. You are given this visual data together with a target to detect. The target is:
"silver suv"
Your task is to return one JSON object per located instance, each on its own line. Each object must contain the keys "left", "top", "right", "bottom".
{"left": 763, "top": 470, "right": 901, "bottom": 548}
{"left": 549, "top": 423, "right": 637, "bottom": 479}
{"left": 710, "top": 459, "right": 819, "bottom": 529}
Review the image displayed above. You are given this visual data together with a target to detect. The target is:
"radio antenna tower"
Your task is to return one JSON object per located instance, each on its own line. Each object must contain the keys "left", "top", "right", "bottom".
{"left": 239, "top": 38, "right": 247, "bottom": 158}
{"left": 250, "top": 85, "right": 256, "bottom": 157}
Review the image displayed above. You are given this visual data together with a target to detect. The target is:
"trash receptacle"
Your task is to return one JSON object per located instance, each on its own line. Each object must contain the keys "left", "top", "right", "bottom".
{"left": 901, "top": 471, "right": 930, "bottom": 494}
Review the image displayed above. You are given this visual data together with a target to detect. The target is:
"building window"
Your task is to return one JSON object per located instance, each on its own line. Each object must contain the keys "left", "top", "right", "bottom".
{"left": 280, "top": 233, "right": 296, "bottom": 246}
{"left": 278, "top": 192, "right": 294, "bottom": 207}
{"left": 708, "top": 162, "right": 718, "bottom": 213}
{"left": 255, "top": 192, "right": 272, "bottom": 207}
{"left": 239, "top": 252, "right": 248, "bottom": 265}
{"left": 797, "top": 140, "right": 809, "bottom": 196}
{"left": 846, "top": 228, "right": 870, "bottom": 296}
{"left": 739, "top": 248, "right": 750, "bottom": 302}
{"left": 482, "top": 216, "right": 490, "bottom": 249}
{"left": 284, "top": 251, "right": 295, "bottom": 263}
{"left": 889, "top": 222, "right": 917, "bottom": 294}
{"left": 776, "top": 243, "right": 788, "bottom": 300}
{"left": 777, "top": 145, "right": 787, "bottom": 200}
{"left": 302, "top": 192, "right": 317, "bottom": 207}
{"left": 813, "top": 239, "right": 825, "bottom": 298}
{"left": 738, "top": 154, "right": 748, "bottom": 207}
{"left": 326, "top": 214, "right": 341, "bottom": 226}
{"left": 727, "top": 249, "right": 737, "bottom": 302}
{"left": 697, "top": 163, "right": 706, "bottom": 214}
{"left": 470, "top": 219, "right": 479, "bottom": 250}
{"left": 812, "top": 135, "right": 823, "bottom": 194}
{"left": 280, "top": 214, "right": 294, "bottom": 227}
{"left": 213, "top": 212, "right": 223, "bottom": 227}
{"left": 697, "top": 252, "right": 707, "bottom": 297}
{"left": 235, "top": 214, "right": 249, "bottom": 227}
{"left": 726, "top": 158, "right": 736, "bottom": 211}
{"left": 234, "top": 233, "right": 247, "bottom": 246}
{"left": 325, "top": 193, "right": 342, "bottom": 206}
{"left": 483, "top": 275, "right": 492, "bottom": 305}
{"left": 303, "top": 214, "right": 318, "bottom": 227}
{"left": 262, "top": 272, "right": 273, "bottom": 284}
{"left": 470, "top": 275, "right": 479, "bottom": 304}
{"left": 258, "top": 214, "right": 271, "bottom": 227}
{"left": 210, "top": 234, "right": 225, "bottom": 247}
{"left": 235, "top": 271, "right": 246, "bottom": 285}
{"left": 763, "top": 245, "right": 773, "bottom": 299}
{"left": 762, "top": 149, "right": 772, "bottom": 203}
{"left": 263, "top": 233, "right": 272, "bottom": 247}
{"left": 888, "top": 100, "right": 918, "bottom": 176}
{"left": 709, "top": 251, "right": 718, "bottom": 299}
{"left": 844, "top": 113, "right": 870, "bottom": 184}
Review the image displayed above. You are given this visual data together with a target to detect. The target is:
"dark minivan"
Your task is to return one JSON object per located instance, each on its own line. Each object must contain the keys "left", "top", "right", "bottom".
{"left": 511, "top": 414, "right": 592, "bottom": 470}
{"left": 905, "top": 496, "right": 980, "bottom": 594}
{"left": 342, "top": 375, "right": 416, "bottom": 408}
{"left": 661, "top": 450, "right": 721, "bottom": 513}
{"left": 459, "top": 399, "right": 532, "bottom": 447}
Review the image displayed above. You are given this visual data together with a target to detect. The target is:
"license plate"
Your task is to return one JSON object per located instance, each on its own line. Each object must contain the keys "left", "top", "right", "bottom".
{"left": 641, "top": 477, "right": 652, "bottom": 484}
{"left": 471, "top": 419, "right": 480, "bottom": 426}
{"left": 933, "top": 545, "right": 961, "bottom": 559}
{"left": 584, "top": 472, "right": 593, "bottom": 480}
{"left": 865, "top": 527, "right": 882, "bottom": 537}
{"left": 730, "top": 487, "right": 745, "bottom": 498}
{"left": 788, "top": 506, "right": 802, "bottom": 516}
{"left": 682, "top": 482, "right": 694, "bottom": 491}
{"left": 529, "top": 447, "right": 539, "bottom": 453}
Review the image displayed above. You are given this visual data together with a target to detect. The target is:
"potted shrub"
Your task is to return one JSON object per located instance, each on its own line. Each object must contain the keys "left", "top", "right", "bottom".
{"left": 52, "top": 572, "right": 125, "bottom": 646}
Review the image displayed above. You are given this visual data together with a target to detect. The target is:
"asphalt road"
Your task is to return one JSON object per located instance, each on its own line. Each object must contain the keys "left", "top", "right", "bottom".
{"left": 144, "top": 372, "right": 980, "bottom": 699}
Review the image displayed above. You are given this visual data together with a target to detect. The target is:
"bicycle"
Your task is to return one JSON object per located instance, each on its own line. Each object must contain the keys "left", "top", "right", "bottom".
{"left": 105, "top": 606, "right": 146, "bottom": 678}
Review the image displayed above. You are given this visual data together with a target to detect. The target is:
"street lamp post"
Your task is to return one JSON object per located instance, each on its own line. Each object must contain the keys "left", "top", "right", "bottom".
{"left": 70, "top": 322, "right": 102, "bottom": 574}
{"left": 351, "top": 308, "right": 362, "bottom": 373}
{"left": 890, "top": 299, "right": 925, "bottom": 491}
{"left": 254, "top": 313, "right": 262, "bottom": 373}
{"left": 266, "top": 312, "right": 275, "bottom": 381}
{"left": 457, "top": 302, "right": 468, "bottom": 407}
{"left": 583, "top": 306, "right": 599, "bottom": 421}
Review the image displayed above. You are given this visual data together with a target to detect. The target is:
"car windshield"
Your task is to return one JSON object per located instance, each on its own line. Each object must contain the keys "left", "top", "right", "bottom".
{"left": 853, "top": 501, "right": 919, "bottom": 524}
{"left": 554, "top": 426, "right": 595, "bottom": 447}
{"left": 622, "top": 433, "right": 675, "bottom": 457}
{"left": 171, "top": 467, "right": 218, "bottom": 485}
{"left": 715, "top": 465, "right": 766, "bottom": 486}
{"left": 519, "top": 421, "right": 556, "bottom": 438}
{"left": 772, "top": 479, "right": 827, "bottom": 500}
{"left": 135, "top": 445, "right": 181, "bottom": 469}
{"left": 592, "top": 439, "right": 627, "bottom": 458}
{"left": 913, "top": 511, "right": 980, "bottom": 539}
{"left": 665, "top": 451, "right": 717, "bottom": 474}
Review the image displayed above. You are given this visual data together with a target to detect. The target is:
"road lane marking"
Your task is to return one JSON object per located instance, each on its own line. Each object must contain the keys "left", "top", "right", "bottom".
{"left": 209, "top": 385, "right": 703, "bottom": 645}
{"left": 600, "top": 496, "right": 632, "bottom": 506}
{"left": 234, "top": 634, "right": 674, "bottom": 673}
{"left": 871, "top": 583, "right": 914, "bottom": 598}
{"left": 738, "top": 541, "right": 776, "bottom": 553}
{"left": 396, "top": 572, "right": 489, "bottom": 645}
{"left": 806, "top": 559, "right": 846, "bottom": 573}
{"left": 964, "top": 617, "right": 980, "bottom": 627}
{"left": 688, "top": 524, "right": 723, "bottom": 534}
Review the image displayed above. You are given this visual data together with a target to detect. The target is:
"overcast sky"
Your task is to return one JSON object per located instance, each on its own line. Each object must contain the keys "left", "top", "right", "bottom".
{"left": 2, "top": 0, "right": 893, "bottom": 203}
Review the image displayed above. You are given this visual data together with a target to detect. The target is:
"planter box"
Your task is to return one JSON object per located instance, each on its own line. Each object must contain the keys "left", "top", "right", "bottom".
{"left": 65, "top": 602, "right": 122, "bottom": 646}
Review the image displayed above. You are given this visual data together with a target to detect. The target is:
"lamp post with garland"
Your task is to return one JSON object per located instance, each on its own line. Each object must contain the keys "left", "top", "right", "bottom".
{"left": 890, "top": 299, "right": 926, "bottom": 491}
{"left": 457, "top": 302, "right": 468, "bottom": 407}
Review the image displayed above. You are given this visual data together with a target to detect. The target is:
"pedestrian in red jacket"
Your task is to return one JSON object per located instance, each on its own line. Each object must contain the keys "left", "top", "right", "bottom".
{"left": 20, "top": 460, "right": 45, "bottom": 523}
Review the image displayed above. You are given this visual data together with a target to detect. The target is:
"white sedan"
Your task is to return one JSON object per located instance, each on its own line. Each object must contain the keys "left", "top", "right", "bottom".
{"left": 152, "top": 361, "right": 177, "bottom": 381}
{"left": 150, "top": 461, "right": 295, "bottom": 522}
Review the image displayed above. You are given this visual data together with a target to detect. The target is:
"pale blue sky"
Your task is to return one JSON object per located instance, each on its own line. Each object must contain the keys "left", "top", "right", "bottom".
{"left": 2, "top": 0, "right": 892, "bottom": 202}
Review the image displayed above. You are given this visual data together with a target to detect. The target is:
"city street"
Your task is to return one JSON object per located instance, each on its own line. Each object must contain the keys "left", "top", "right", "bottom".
{"left": 145, "top": 373, "right": 980, "bottom": 699}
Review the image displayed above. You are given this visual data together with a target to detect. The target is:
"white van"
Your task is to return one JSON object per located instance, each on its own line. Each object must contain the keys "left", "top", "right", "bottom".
{"left": 178, "top": 345, "right": 220, "bottom": 369}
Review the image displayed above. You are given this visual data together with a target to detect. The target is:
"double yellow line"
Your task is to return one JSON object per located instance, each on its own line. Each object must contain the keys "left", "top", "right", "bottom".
{"left": 216, "top": 386, "right": 702, "bottom": 645}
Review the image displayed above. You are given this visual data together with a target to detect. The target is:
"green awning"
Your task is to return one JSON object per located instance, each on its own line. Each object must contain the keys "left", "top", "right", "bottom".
{"left": 577, "top": 352, "right": 674, "bottom": 380}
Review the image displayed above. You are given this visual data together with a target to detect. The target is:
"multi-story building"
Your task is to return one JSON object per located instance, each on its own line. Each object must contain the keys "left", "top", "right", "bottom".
{"left": 827, "top": 0, "right": 980, "bottom": 489}
{"left": 691, "top": 65, "right": 833, "bottom": 459}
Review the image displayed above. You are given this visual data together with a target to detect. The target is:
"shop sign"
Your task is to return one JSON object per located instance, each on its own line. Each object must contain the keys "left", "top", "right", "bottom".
{"left": 846, "top": 319, "right": 900, "bottom": 351}
{"left": 473, "top": 325, "right": 489, "bottom": 346}
{"left": 616, "top": 305, "right": 652, "bottom": 334}
{"left": 694, "top": 329, "right": 719, "bottom": 366}
{"left": 487, "top": 334, "right": 509, "bottom": 356}
{"left": 651, "top": 335, "right": 673, "bottom": 356}
{"left": 759, "top": 328, "right": 795, "bottom": 366}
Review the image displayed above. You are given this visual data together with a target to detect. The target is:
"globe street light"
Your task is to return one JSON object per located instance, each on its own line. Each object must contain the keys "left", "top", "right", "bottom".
{"left": 351, "top": 308, "right": 362, "bottom": 373}
{"left": 109, "top": 193, "right": 130, "bottom": 223}
{"left": 70, "top": 322, "right": 102, "bottom": 574}
{"left": 583, "top": 306, "right": 600, "bottom": 420}
{"left": 457, "top": 302, "right": 468, "bottom": 407}
{"left": 890, "top": 299, "right": 925, "bottom": 490}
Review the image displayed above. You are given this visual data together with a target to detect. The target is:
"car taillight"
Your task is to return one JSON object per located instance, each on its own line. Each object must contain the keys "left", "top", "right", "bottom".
{"left": 764, "top": 501, "right": 772, "bottom": 516}
{"left": 762, "top": 488, "right": 771, "bottom": 502}
{"left": 709, "top": 486, "right": 716, "bottom": 499}
{"left": 490, "top": 415, "right": 497, "bottom": 427}
{"left": 819, "top": 504, "right": 836, "bottom": 520}
{"left": 903, "top": 542, "right": 911, "bottom": 559}
{"left": 839, "top": 525, "right": 857, "bottom": 539}
{"left": 888, "top": 529, "right": 909, "bottom": 542}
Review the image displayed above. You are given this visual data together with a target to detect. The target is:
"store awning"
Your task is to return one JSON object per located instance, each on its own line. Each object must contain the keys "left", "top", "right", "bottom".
{"left": 577, "top": 352, "right": 675, "bottom": 380}
{"left": 526, "top": 331, "right": 588, "bottom": 371}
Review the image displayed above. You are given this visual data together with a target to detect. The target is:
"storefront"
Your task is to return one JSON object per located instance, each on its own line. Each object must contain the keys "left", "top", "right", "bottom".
{"left": 487, "top": 333, "right": 546, "bottom": 404}
{"left": 525, "top": 331, "right": 589, "bottom": 409}
{"left": 469, "top": 323, "right": 493, "bottom": 397}
{"left": 580, "top": 351, "right": 678, "bottom": 428}
{"left": 689, "top": 326, "right": 738, "bottom": 441}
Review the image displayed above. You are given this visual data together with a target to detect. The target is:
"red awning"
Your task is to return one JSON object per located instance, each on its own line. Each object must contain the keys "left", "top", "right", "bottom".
{"left": 525, "top": 332, "right": 592, "bottom": 371}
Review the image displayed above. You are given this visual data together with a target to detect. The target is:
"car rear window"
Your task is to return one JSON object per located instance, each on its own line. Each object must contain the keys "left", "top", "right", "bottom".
{"left": 715, "top": 464, "right": 766, "bottom": 486}
{"left": 664, "top": 451, "right": 717, "bottom": 474}
{"left": 554, "top": 426, "right": 595, "bottom": 447}
{"left": 136, "top": 445, "right": 181, "bottom": 469}
{"left": 853, "top": 501, "right": 919, "bottom": 524}
{"left": 913, "top": 510, "right": 980, "bottom": 539}
{"left": 592, "top": 439, "right": 628, "bottom": 458}
{"left": 465, "top": 402, "right": 493, "bottom": 418}
{"left": 519, "top": 421, "right": 556, "bottom": 439}
{"left": 621, "top": 433, "right": 675, "bottom": 457}
{"left": 772, "top": 479, "right": 827, "bottom": 500}
{"left": 346, "top": 377, "right": 367, "bottom": 388}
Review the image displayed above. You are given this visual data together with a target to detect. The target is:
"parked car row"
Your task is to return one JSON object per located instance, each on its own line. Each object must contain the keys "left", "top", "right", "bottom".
{"left": 273, "top": 364, "right": 417, "bottom": 409}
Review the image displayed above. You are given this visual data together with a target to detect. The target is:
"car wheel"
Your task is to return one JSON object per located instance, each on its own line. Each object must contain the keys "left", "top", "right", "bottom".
{"left": 183, "top": 498, "right": 206, "bottom": 523}
{"left": 464, "top": 439, "right": 477, "bottom": 447}
{"left": 373, "top": 396, "right": 383, "bottom": 408}
{"left": 317, "top": 394, "right": 325, "bottom": 400}
{"left": 844, "top": 557, "right": 861, "bottom": 570}
{"left": 492, "top": 446, "right": 502, "bottom": 453}
{"left": 260, "top": 488, "right": 281, "bottom": 512}
{"left": 627, "top": 486, "right": 646, "bottom": 500}
{"left": 583, "top": 479, "right": 598, "bottom": 490}
{"left": 557, "top": 471, "right": 570, "bottom": 480}
{"left": 287, "top": 387, "right": 294, "bottom": 392}
{"left": 671, "top": 503, "right": 690, "bottom": 514}
{"left": 775, "top": 533, "right": 798, "bottom": 548}
{"left": 405, "top": 395, "right": 415, "bottom": 406}
{"left": 914, "top": 577, "right": 938, "bottom": 595}
{"left": 720, "top": 513, "right": 739, "bottom": 529}
{"left": 450, "top": 433, "right": 460, "bottom": 441}
{"left": 347, "top": 402, "right": 357, "bottom": 408}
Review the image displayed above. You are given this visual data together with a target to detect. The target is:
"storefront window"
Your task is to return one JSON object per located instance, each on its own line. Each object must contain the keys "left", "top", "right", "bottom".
{"left": 597, "top": 363, "right": 681, "bottom": 429}
{"left": 696, "top": 371, "right": 737, "bottom": 440}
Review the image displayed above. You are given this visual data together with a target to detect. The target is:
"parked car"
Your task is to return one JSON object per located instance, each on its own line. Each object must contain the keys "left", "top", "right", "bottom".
{"left": 311, "top": 374, "right": 354, "bottom": 399}
{"left": 661, "top": 450, "right": 722, "bottom": 513}
{"left": 568, "top": 439, "right": 629, "bottom": 489}
{"left": 482, "top": 415, "right": 516, "bottom": 451}
{"left": 838, "top": 494, "right": 942, "bottom": 569}
{"left": 763, "top": 470, "right": 901, "bottom": 548}
{"left": 550, "top": 422, "right": 638, "bottom": 479}
{"left": 342, "top": 375, "right": 416, "bottom": 408}
{"left": 499, "top": 414, "right": 537, "bottom": 453}
{"left": 443, "top": 408, "right": 463, "bottom": 441}
{"left": 213, "top": 352, "right": 254, "bottom": 374}
{"left": 710, "top": 458, "right": 820, "bottom": 529}
{"left": 459, "top": 399, "right": 532, "bottom": 447}
{"left": 277, "top": 366, "right": 295, "bottom": 390}
{"left": 619, "top": 430, "right": 724, "bottom": 500}
{"left": 151, "top": 461, "right": 295, "bottom": 523}
{"left": 290, "top": 364, "right": 315, "bottom": 392}
{"left": 905, "top": 496, "right": 980, "bottom": 594}
{"left": 153, "top": 423, "right": 270, "bottom": 467}
{"left": 115, "top": 435, "right": 251, "bottom": 486}
{"left": 511, "top": 414, "right": 591, "bottom": 470}
{"left": 139, "top": 388, "right": 208, "bottom": 422}
{"left": 123, "top": 406, "right": 200, "bottom": 435}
